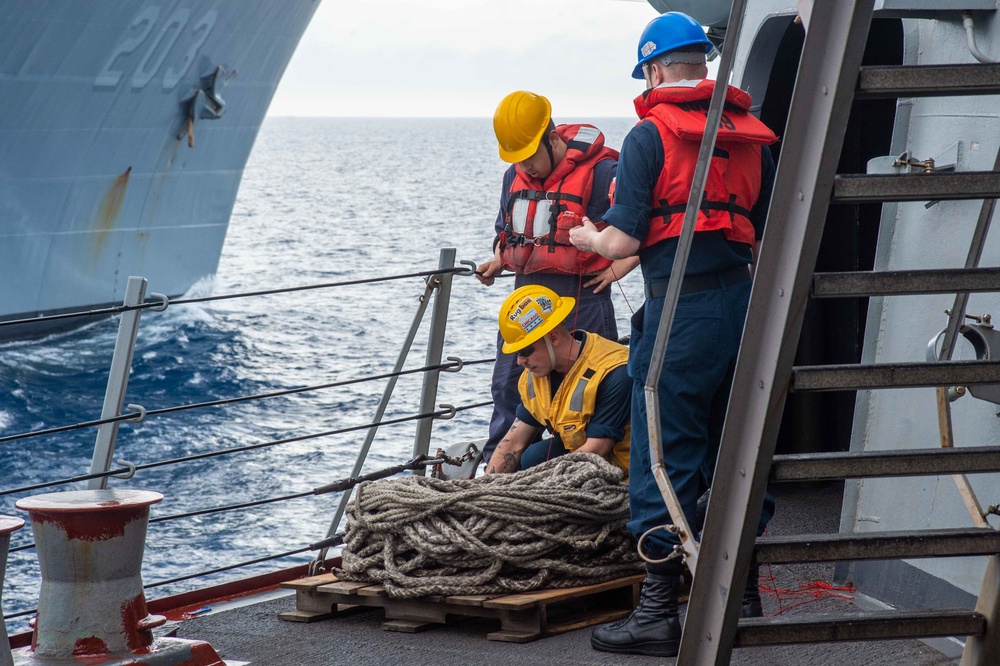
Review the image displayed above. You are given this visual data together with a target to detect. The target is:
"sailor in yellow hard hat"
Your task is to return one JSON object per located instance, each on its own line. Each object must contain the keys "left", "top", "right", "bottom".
{"left": 484, "top": 285, "right": 631, "bottom": 478}
{"left": 475, "top": 91, "right": 639, "bottom": 473}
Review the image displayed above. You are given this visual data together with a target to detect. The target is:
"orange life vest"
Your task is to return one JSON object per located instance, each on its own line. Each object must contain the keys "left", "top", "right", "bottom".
{"left": 500, "top": 124, "right": 618, "bottom": 275}
{"left": 633, "top": 80, "right": 777, "bottom": 249}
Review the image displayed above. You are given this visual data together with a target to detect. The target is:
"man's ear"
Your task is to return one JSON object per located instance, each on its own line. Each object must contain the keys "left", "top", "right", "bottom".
{"left": 645, "top": 62, "right": 660, "bottom": 87}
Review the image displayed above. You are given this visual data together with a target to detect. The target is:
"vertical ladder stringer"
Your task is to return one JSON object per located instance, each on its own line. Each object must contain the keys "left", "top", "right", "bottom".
{"left": 677, "top": 2, "right": 879, "bottom": 663}
{"left": 678, "top": 4, "right": 1000, "bottom": 665}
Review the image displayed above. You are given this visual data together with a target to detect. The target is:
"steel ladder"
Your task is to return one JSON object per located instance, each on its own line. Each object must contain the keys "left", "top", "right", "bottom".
{"left": 677, "top": 2, "right": 1000, "bottom": 664}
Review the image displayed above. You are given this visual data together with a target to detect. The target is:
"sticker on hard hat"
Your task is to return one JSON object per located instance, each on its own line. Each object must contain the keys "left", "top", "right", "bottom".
{"left": 507, "top": 297, "right": 533, "bottom": 322}
{"left": 508, "top": 295, "right": 553, "bottom": 322}
{"left": 640, "top": 40, "right": 657, "bottom": 58}
{"left": 519, "top": 308, "right": 543, "bottom": 334}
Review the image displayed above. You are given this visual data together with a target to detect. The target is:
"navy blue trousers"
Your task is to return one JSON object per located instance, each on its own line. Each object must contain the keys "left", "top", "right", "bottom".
{"left": 626, "top": 279, "right": 774, "bottom": 559}
{"left": 518, "top": 437, "right": 568, "bottom": 470}
{"left": 483, "top": 274, "right": 618, "bottom": 464}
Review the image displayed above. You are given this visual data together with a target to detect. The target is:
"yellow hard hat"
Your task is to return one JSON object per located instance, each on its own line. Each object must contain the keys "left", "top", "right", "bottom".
{"left": 493, "top": 90, "right": 552, "bottom": 163}
{"left": 498, "top": 285, "right": 575, "bottom": 354}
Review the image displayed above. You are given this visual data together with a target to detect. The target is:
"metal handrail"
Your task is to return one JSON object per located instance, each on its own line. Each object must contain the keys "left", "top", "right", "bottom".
{"left": 1, "top": 249, "right": 481, "bottom": 488}
{"left": 312, "top": 248, "right": 462, "bottom": 571}
{"left": 0, "top": 248, "right": 488, "bottom": 623}
{"left": 0, "top": 400, "right": 492, "bottom": 499}
{"left": 0, "top": 357, "right": 493, "bottom": 447}
{"left": 4, "top": 447, "right": 480, "bottom": 559}
{"left": 0, "top": 266, "right": 473, "bottom": 329}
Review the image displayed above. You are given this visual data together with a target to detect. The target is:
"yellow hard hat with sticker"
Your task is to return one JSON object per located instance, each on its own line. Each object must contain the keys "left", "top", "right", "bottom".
{"left": 498, "top": 285, "right": 575, "bottom": 354}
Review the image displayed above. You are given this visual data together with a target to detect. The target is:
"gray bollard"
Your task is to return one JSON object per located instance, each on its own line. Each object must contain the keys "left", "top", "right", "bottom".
{"left": 1, "top": 516, "right": 26, "bottom": 666}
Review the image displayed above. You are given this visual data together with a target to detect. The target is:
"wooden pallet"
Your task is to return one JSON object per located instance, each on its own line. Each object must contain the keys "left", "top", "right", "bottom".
{"left": 278, "top": 573, "right": 644, "bottom": 643}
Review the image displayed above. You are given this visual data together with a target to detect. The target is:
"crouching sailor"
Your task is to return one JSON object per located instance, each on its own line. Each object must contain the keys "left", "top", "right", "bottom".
{"left": 485, "top": 285, "right": 631, "bottom": 479}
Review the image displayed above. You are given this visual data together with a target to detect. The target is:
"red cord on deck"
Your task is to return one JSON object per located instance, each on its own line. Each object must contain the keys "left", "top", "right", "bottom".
{"left": 758, "top": 564, "right": 856, "bottom": 616}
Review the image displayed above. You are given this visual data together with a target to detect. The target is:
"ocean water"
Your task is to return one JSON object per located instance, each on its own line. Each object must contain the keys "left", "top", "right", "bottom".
{"left": 0, "top": 117, "right": 644, "bottom": 633}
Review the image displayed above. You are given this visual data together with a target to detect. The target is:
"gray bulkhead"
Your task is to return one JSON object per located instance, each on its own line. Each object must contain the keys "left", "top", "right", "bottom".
{"left": 842, "top": 9, "right": 1000, "bottom": 612}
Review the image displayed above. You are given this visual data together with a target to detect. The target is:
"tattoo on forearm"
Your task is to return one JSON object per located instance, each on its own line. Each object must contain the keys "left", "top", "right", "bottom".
{"left": 502, "top": 452, "right": 517, "bottom": 469}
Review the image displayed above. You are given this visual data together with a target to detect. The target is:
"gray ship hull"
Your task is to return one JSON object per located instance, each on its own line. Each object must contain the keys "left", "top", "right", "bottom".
{"left": 0, "top": 0, "right": 321, "bottom": 339}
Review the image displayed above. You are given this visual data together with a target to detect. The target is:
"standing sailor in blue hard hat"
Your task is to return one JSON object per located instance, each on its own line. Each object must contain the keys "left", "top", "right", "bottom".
{"left": 569, "top": 11, "right": 778, "bottom": 657}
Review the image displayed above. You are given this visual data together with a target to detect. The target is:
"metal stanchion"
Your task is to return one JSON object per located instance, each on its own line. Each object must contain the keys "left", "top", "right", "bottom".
{"left": 1, "top": 517, "right": 25, "bottom": 666}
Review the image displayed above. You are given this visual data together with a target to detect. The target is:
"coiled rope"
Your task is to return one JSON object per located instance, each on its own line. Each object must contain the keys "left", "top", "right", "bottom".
{"left": 337, "top": 452, "right": 643, "bottom": 598}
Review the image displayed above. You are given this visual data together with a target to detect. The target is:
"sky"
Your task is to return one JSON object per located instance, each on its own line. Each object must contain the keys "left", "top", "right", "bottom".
{"left": 266, "top": 0, "right": 664, "bottom": 118}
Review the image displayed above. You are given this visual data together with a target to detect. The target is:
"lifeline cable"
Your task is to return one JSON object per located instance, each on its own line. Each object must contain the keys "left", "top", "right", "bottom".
{"left": 1, "top": 543, "right": 314, "bottom": 621}
{"left": 336, "top": 452, "right": 643, "bottom": 598}
{"left": 0, "top": 267, "right": 470, "bottom": 328}
{"left": 4, "top": 451, "right": 476, "bottom": 557}
{"left": 0, "top": 358, "right": 492, "bottom": 446}
{"left": 610, "top": 262, "right": 635, "bottom": 316}
{"left": 0, "top": 401, "right": 493, "bottom": 499}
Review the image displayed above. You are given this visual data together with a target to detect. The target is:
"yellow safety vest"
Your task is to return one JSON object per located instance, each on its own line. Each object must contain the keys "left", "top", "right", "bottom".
{"left": 518, "top": 333, "right": 630, "bottom": 479}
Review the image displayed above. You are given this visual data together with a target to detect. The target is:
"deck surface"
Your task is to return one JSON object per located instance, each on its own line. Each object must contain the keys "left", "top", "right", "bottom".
{"left": 175, "top": 483, "right": 961, "bottom": 665}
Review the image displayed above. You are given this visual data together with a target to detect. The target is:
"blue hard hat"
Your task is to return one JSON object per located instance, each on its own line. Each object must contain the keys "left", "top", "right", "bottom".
{"left": 632, "top": 12, "right": 712, "bottom": 79}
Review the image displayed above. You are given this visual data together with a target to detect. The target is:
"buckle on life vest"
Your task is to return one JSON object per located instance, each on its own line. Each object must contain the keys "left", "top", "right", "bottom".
{"left": 506, "top": 233, "right": 545, "bottom": 247}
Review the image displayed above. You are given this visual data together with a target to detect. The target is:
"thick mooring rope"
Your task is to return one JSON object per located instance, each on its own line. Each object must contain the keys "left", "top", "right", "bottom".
{"left": 337, "top": 452, "right": 643, "bottom": 598}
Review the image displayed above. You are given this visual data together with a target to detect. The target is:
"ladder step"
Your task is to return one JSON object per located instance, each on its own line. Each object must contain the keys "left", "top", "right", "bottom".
{"left": 833, "top": 172, "right": 1000, "bottom": 204}
{"left": 856, "top": 63, "right": 1000, "bottom": 99}
{"left": 754, "top": 527, "right": 1000, "bottom": 564}
{"left": 735, "top": 609, "right": 985, "bottom": 647}
{"left": 812, "top": 267, "right": 1000, "bottom": 298}
{"left": 791, "top": 360, "right": 1000, "bottom": 392}
{"left": 771, "top": 446, "right": 1000, "bottom": 482}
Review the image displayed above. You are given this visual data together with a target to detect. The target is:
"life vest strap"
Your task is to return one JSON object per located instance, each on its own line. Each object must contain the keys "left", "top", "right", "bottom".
{"left": 508, "top": 190, "right": 585, "bottom": 205}
{"left": 652, "top": 193, "right": 751, "bottom": 223}
{"left": 503, "top": 229, "right": 578, "bottom": 249}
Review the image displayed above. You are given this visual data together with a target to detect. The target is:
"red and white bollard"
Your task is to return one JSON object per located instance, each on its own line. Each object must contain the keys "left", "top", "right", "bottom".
{"left": 1, "top": 516, "right": 26, "bottom": 666}
{"left": 13, "top": 489, "right": 226, "bottom": 665}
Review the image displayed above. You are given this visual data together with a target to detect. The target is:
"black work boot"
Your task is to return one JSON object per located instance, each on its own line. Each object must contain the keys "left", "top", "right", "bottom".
{"left": 590, "top": 572, "right": 681, "bottom": 657}
{"left": 741, "top": 562, "right": 763, "bottom": 618}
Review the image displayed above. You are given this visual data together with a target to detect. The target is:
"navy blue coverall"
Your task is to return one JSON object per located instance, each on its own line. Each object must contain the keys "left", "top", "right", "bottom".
{"left": 603, "top": 119, "right": 776, "bottom": 562}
